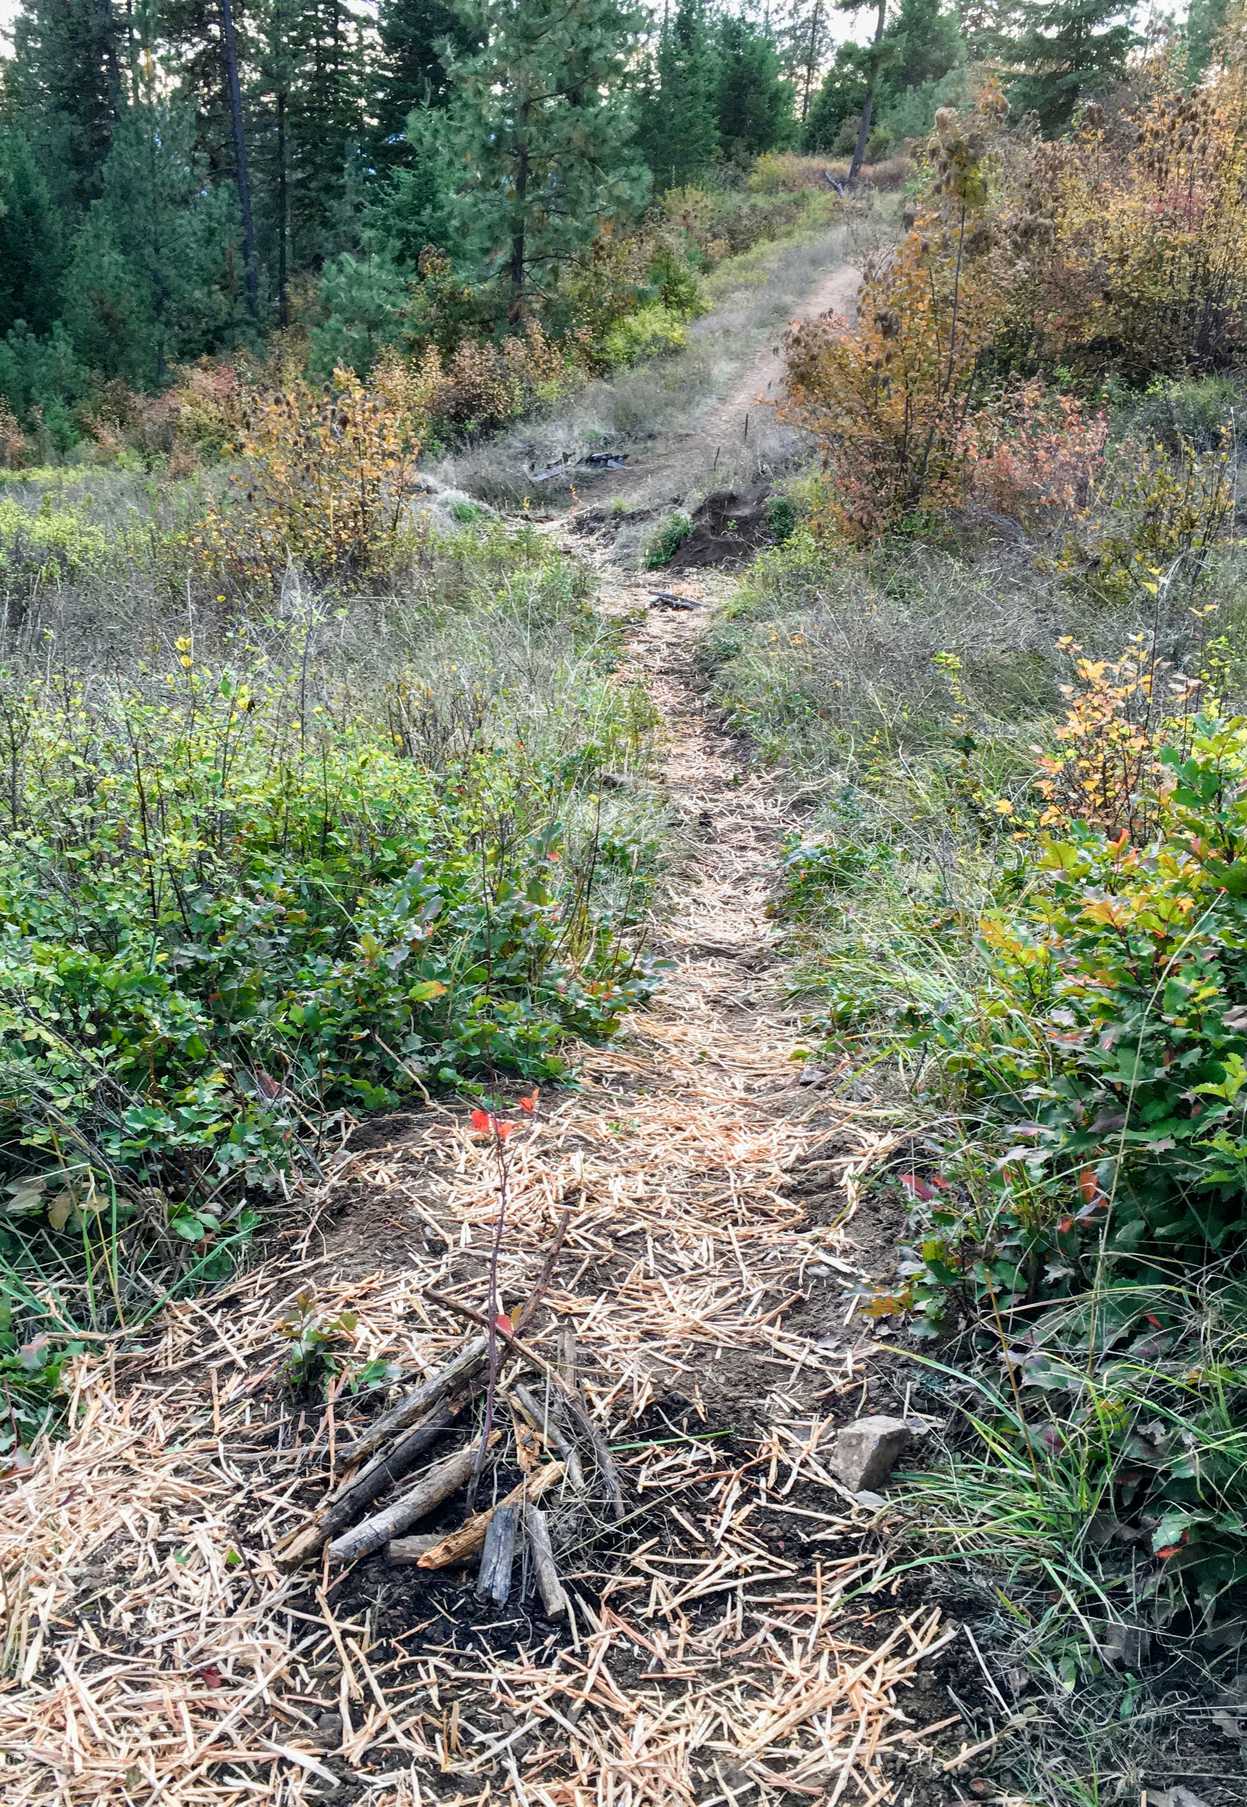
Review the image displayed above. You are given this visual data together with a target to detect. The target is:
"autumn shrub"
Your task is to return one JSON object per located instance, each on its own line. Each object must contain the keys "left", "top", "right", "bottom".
{"left": 962, "top": 379, "right": 1107, "bottom": 523}
{"left": 782, "top": 105, "right": 1006, "bottom": 537}
{"left": 190, "top": 361, "right": 426, "bottom": 585}
{"left": 0, "top": 403, "right": 31, "bottom": 470}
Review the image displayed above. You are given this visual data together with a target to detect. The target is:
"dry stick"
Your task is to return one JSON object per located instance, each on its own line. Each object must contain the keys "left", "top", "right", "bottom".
{"left": 413, "top": 1460, "right": 565, "bottom": 1570}
{"left": 329, "top": 1200, "right": 573, "bottom": 1474}
{"left": 523, "top": 1503, "right": 568, "bottom": 1619}
{"left": 385, "top": 1533, "right": 441, "bottom": 1564}
{"left": 334, "top": 1334, "right": 491, "bottom": 1469}
{"left": 476, "top": 1504, "right": 518, "bottom": 1605}
{"left": 279, "top": 1402, "right": 463, "bottom": 1567}
{"left": 512, "top": 1381, "right": 585, "bottom": 1491}
{"left": 425, "top": 1288, "right": 624, "bottom": 1520}
{"left": 327, "top": 1435, "right": 497, "bottom": 1563}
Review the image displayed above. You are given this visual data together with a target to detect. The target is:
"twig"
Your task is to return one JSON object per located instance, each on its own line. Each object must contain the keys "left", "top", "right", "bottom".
{"left": 426, "top": 1288, "right": 624, "bottom": 1519}
{"left": 412, "top": 1461, "right": 565, "bottom": 1570}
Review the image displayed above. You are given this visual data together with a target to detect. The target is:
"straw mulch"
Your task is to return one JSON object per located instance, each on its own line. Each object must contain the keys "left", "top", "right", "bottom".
{"left": 0, "top": 585, "right": 959, "bottom": 1804}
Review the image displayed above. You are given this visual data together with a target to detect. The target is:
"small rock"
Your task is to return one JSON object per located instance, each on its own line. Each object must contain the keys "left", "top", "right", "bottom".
{"left": 313, "top": 1710, "right": 343, "bottom": 1748}
{"left": 831, "top": 1415, "right": 914, "bottom": 1493}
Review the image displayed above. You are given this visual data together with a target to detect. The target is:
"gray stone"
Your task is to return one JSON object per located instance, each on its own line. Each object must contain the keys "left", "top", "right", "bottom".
{"left": 831, "top": 1415, "right": 914, "bottom": 1493}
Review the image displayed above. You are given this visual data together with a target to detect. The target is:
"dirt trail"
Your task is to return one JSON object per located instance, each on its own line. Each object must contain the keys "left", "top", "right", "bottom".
{"left": 701, "top": 259, "right": 859, "bottom": 462}
{"left": 0, "top": 260, "right": 972, "bottom": 1807}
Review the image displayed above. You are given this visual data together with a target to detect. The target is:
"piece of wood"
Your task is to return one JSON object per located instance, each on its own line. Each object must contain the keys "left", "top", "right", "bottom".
{"left": 335, "top": 1204, "right": 571, "bottom": 1472}
{"left": 327, "top": 1435, "right": 496, "bottom": 1564}
{"left": 415, "top": 1461, "right": 565, "bottom": 1570}
{"left": 337, "top": 1335, "right": 490, "bottom": 1467}
{"left": 279, "top": 1403, "right": 461, "bottom": 1567}
{"left": 426, "top": 1289, "right": 623, "bottom": 1520}
{"left": 385, "top": 1533, "right": 441, "bottom": 1564}
{"left": 476, "top": 1505, "right": 518, "bottom": 1605}
{"left": 512, "top": 1382, "right": 584, "bottom": 1491}
{"left": 523, "top": 1504, "right": 568, "bottom": 1620}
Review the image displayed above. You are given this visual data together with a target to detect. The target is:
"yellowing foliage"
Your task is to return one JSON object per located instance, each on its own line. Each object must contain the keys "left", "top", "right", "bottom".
{"left": 192, "top": 361, "right": 426, "bottom": 584}
{"left": 787, "top": 49, "right": 1247, "bottom": 537}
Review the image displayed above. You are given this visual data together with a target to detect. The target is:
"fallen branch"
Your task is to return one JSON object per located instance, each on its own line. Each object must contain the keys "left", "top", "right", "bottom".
{"left": 327, "top": 1434, "right": 496, "bottom": 1563}
{"left": 523, "top": 1503, "right": 568, "bottom": 1619}
{"left": 279, "top": 1403, "right": 461, "bottom": 1567}
{"left": 412, "top": 1460, "right": 565, "bottom": 1570}
{"left": 426, "top": 1288, "right": 623, "bottom": 1520}
{"left": 476, "top": 1504, "right": 518, "bottom": 1605}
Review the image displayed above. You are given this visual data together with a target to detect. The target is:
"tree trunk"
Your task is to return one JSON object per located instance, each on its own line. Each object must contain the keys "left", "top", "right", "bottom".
{"left": 221, "top": 0, "right": 259, "bottom": 317}
{"left": 276, "top": 86, "right": 289, "bottom": 327}
{"left": 849, "top": 0, "right": 887, "bottom": 182}
{"left": 509, "top": 101, "right": 531, "bottom": 321}
{"left": 801, "top": 1, "right": 823, "bottom": 123}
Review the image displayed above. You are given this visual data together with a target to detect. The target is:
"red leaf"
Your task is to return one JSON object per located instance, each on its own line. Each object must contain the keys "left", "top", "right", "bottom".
{"left": 494, "top": 1312, "right": 514, "bottom": 1334}
{"left": 469, "top": 1107, "right": 493, "bottom": 1135}
{"left": 1078, "top": 1167, "right": 1104, "bottom": 1209}
{"left": 494, "top": 1121, "right": 516, "bottom": 1141}
{"left": 899, "top": 1173, "right": 936, "bottom": 1202}
{"left": 197, "top": 1665, "right": 224, "bottom": 1689}
{"left": 1156, "top": 1543, "right": 1184, "bottom": 1560}
{"left": 517, "top": 1092, "right": 539, "bottom": 1114}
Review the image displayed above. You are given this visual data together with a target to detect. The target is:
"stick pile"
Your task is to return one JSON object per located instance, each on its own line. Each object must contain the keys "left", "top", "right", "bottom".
{"left": 275, "top": 1212, "right": 620, "bottom": 1609}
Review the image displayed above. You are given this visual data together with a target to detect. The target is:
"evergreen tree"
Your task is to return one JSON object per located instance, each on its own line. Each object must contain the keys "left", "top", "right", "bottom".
{"left": 636, "top": 0, "right": 720, "bottom": 189}
{"left": 781, "top": 1, "right": 835, "bottom": 123}
{"left": 7, "top": 0, "right": 123, "bottom": 209}
{"left": 1008, "top": 0, "right": 1135, "bottom": 131}
{"left": 1184, "top": 0, "right": 1230, "bottom": 84}
{"left": 373, "top": 0, "right": 475, "bottom": 163}
{"left": 716, "top": 15, "right": 795, "bottom": 162}
{"left": 802, "top": 45, "right": 869, "bottom": 151}
{"left": 62, "top": 97, "right": 245, "bottom": 385}
{"left": 287, "top": 0, "right": 365, "bottom": 265}
{"left": 0, "top": 128, "right": 66, "bottom": 337}
{"left": 441, "top": 0, "right": 651, "bottom": 318}
{"left": 839, "top": 0, "right": 890, "bottom": 177}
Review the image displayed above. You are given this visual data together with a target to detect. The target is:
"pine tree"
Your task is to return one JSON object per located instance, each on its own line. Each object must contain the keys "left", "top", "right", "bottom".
{"left": 839, "top": 0, "right": 890, "bottom": 178}
{"left": 62, "top": 96, "right": 245, "bottom": 385}
{"left": 0, "top": 127, "right": 66, "bottom": 337}
{"left": 781, "top": 1, "right": 835, "bottom": 123}
{"left": 373, "top": 0, "right": 475, "bottom": 163}
{"left": 287, "top": 0, "right": 365, "bottom": 265}
{"left": 441, "top": 0, "right": 651, "bottom": 319}
{"left": 7, "top": 0, "right": 123, "bottom": 209}
{"left": 1008, "top": 0, "right": 1135, "bottom": 131}
{"left": 802, "top": 45, "right": 869, "bottom": 151}
{"left": 636, "top": 0, "right": 720, "bottom": 189}
{"left": 716, "top": 15, "right": 795, "bottom": 162}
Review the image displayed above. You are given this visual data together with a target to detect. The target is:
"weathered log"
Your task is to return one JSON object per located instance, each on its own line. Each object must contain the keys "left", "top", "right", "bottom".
{"left": 476, "top": 1505, "right": 518, "bottom": 1605}
{"left": 279, "top": 1403, "right": 461, "bottom": 1567}
{"left": 415, "top": 1461, "right": 565, "bottom": 1570}
{"left": 338, "top": 1335, "right": 490, "bottom": 1467}
{"left": 327, "top": 1435, "right": 495, "bottom": 1563}
{"left": 523, "top": 1504, "right": 568, "bottom": 1620}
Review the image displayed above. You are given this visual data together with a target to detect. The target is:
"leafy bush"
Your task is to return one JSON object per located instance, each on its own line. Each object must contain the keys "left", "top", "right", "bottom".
{"left": 600, "top": 302, "right": 688, "bottom": 369}
{"left": 190, "top": 361, "right": 425, "bottom": 584}
{"left": 644, "top": 510, "right": 693, "bottom": 567}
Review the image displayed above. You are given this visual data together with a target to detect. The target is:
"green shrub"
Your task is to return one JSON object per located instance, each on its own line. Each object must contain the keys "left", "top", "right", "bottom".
{"left": 600, "top": 302, "right": 688, "bottom": 369}
{"left": 644, "top": 510, "right": 693, "bottom": 567}
{"left": 0, "top": 496, "right": 112, "bottom": 585}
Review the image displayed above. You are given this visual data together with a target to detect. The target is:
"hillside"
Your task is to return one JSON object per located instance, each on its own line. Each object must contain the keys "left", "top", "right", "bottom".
{"left": 3, "top": 4, "right": 1247, "bottom": 1806}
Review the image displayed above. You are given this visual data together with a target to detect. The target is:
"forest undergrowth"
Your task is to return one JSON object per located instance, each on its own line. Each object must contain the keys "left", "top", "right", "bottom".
{"left": 705, "top": 46, "right": 1247, "bottom": 1807}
